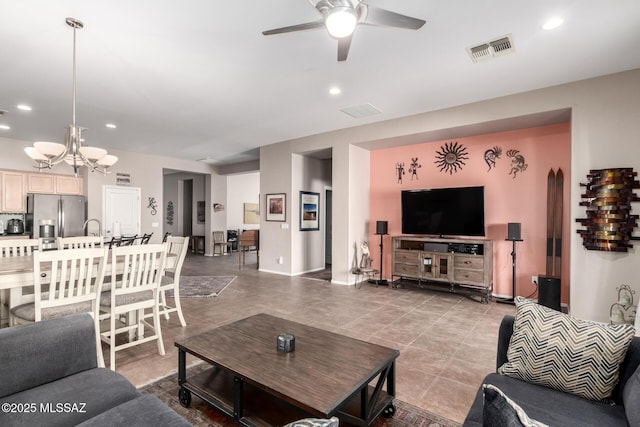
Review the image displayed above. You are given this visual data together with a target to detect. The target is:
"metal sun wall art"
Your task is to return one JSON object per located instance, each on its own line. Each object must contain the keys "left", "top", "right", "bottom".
{"left": 435, "top": 141, "right": 468, "bottom": 174}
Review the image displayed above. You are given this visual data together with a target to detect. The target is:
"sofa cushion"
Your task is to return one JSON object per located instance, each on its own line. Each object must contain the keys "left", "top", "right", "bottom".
{"left": 498, "top": 297, "right": 635, "bottom": 401}
{"left": 482, "top": 384, "right": 548, "bottom": 427}
{"left": 0, "top": 368, "right": 140, "bottom": 427}
{"left": 464, "top": 373, "right": 628, "bottom": 426}
{"left": 623, "top": 364, "right": 640, "bottom": 425}
{"left": 76, "top": 394, "right": 190, "bottom": 427}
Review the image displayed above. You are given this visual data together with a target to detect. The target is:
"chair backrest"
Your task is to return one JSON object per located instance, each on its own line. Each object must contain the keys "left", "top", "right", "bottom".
{"left": 166, "top": 236, "right": 189, "bottom": 277}
{"left": 162, "top": 231, "right": 172, "bottom": 243}
{"left": 57, "top": 235, "right": 103, "bottom": 250}
{"left": 109, "top": 243, "right": 167, "bottom": 298}
{"left": 140, "top": 233, "right": 153, "bottom": 244}
{"left": 0, "top": 239, "right": 39, "bottom": 257}
{"left": 239, "top": 230, "right": 259, "bottom": 247}
{"left": 212, "top": 231, "right": 226, "bottom": 244}
{"left": 120, "top": 235, "right": 138, "bottom": 246}
{"left": 33, "top": 247, "right": 108, "bottom": 322}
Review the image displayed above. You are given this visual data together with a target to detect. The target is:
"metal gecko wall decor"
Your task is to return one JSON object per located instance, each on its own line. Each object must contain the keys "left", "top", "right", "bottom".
{"left": 147, "top": 197, "right": 158, "bottom": 215}
{"left": 507, "top": 149, "right": 528, "bottom": 178}
{"left": 396, "top": 162, "right": 405, "bottom": 184}
{"left": 484, "top": 146, "right": 502, "bottom": 171}
{"left": 408, "top": 158, "right": 421, "bottom": 180}
{"left": 435, "top": 141, "right": 468, "bottom": 174}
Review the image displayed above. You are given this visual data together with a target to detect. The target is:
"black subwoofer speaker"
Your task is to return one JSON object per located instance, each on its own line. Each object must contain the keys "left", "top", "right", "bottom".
{"left": 538, "top": 276, "right": 561, "bottom": 311}
{"left": 376, "top": 221, "right": 388, "bottom": 235}
{"left": 507, "top": 223, "right": 521, "bottom": 241}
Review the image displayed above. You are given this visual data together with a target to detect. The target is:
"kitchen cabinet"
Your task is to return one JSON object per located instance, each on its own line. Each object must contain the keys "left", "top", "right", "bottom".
{"left": 1, "top": 171, "right": 26, "bottom": 213}
{"left": 26, "top": 173, "right": 83, "bottom": 195}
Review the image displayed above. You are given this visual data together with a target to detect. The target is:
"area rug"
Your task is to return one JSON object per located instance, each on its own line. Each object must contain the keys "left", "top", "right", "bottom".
{"left": 166, "top": 275, "right": 236, "bottom": 298}
{"left": 140, "top": 363, "right": 460, "bottom": 427}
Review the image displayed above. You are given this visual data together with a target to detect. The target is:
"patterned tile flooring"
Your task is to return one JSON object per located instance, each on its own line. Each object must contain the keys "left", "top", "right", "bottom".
{"left": 112, "top": 252, "right": 515, "bottom": 425}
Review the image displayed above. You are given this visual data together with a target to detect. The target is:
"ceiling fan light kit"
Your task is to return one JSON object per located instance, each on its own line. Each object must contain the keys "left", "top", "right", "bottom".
{"left": 24, "top": 17, "right": 118, "bottom": 176}
{"left": 262, "top": 0, "right": 425, "bottom": 61}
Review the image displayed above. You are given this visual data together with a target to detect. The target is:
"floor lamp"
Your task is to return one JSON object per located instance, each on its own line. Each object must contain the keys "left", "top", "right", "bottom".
{"left": 497, "top": 223, "right": 522, "bottom": 305}
{"left": 371, "top": 221, "right": 388, "bottom": 285}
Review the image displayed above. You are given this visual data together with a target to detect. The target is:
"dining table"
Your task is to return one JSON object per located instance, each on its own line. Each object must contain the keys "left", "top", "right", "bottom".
{"left": 0, "top": 250, "right": 176, "bottom": 328}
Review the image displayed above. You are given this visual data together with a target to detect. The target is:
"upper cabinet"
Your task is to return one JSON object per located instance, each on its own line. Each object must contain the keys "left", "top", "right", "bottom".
{"left": 26, "top": 173, "right": 83, "bottom": 195}
{"left": 1, "top": 171, "right": 26, "bottom": 213}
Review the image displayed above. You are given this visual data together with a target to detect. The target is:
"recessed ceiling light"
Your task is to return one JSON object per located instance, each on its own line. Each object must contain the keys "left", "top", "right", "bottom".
{"left": 542, "top": 17, "right": 564, "bottom": 30}
{"left": 329, "top": 87, "right": 341, "bottom": 96}
{"left": 17, "top": 104, "right": 32, "bottom": 111}
{"left": 0, "top": 124, "right": 10, "bottom": 130}
{"left": 105, "top": 123, "right": 117, "bottom": 129}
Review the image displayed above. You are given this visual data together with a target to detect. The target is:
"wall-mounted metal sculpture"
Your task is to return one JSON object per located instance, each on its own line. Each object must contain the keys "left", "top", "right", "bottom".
{"left": 507, "top": 149, "right": 528, "bottom": 178}
{"left": 396, "top": 162, "right": 405, "bottom": 184}
{"left": 434, "top": 141, "right": 468, "bottom": 174}
{"left": 576, "top": 168, "right": 640, "bottom": 252}
{"left": 408, "top": 157, "right": 422, "bottom": 180}
{"left": 484, "top": 146, "right": 502, "bottom": 171}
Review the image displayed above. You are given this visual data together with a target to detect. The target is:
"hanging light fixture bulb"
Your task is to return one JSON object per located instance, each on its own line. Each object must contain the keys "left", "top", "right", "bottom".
{"left": 24, "top": 17, "right": 118, "bottom": 176}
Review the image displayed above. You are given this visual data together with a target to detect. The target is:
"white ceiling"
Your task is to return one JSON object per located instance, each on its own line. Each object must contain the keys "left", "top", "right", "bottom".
{"left": 1, "top": 1, "right": 639, "bottom": 166}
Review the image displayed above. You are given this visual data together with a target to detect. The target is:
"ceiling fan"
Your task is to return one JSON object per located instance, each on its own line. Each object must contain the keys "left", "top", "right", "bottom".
{"left": 262, "top": 0, "right": 426, "bottom": 61}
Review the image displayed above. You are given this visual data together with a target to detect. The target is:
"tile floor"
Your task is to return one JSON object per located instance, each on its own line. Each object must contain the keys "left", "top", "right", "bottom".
{"left": 112, "top": 251, "right": 516, "bottom": 425}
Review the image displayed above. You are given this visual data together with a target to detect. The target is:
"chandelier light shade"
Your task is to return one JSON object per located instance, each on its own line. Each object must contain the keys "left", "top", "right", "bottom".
{"left": 325, "top": 7, "right": 358, "bottom": 38}
{"left": 24, "top": 17, "right": 118, "bottom": 176}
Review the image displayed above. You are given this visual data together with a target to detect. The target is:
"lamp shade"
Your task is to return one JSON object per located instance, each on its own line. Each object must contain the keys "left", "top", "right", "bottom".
{"left": 34, "top": 141, "right": 66, "bottom": 157}
{"left": 97, "top": 154, "right": 118, "bottom": 167}
{"left": 325, "top": 7, "right": 357, "bottom": 38}
{"left": 24, "top": 146, "right": 48, "bottom": 161}
{"left": 79, "top": 146, "right": 107, "bottom": 161}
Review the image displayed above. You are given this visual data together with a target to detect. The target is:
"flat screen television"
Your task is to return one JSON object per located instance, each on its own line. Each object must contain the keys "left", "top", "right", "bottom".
{"left": 401, "top": 186, "right": 485, "bottom": 236}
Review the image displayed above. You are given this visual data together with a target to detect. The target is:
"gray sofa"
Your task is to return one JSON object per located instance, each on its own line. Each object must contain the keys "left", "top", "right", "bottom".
{"left": 0, "top": 314, "right": 190, "bottom": 427}
{"left": 463, "top": 315, "right": 640, "bottom": 426}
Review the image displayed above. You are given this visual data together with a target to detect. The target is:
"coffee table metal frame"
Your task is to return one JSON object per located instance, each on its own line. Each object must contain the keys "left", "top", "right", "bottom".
{"left": 175, "top": 314, "right": 398, "bottom": 426}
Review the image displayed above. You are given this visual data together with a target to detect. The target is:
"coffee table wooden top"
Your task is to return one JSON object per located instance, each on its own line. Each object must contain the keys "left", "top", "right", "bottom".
{"left": 175, "top": 313, "right": 399, "bottom": 417}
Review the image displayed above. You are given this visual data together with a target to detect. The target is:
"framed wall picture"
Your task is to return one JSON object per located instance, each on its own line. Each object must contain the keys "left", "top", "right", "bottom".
{"left": 266, "top": 193, "right": 286, "bottom": 222}
{"left": 243, "top": 203, "right": 260, "bottom": 224}
{"left": 300, "top": 191, "right": 320, "bottom": 231}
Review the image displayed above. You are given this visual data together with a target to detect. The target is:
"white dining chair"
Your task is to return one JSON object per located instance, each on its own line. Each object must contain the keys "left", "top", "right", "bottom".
{"left": 154, "top": 236, "right": 189, "bottom": 326}
{"left": 10, "top": 247, "right": 108, "bottom": 367}
{"left": 99, "top": 243, "right": 167, "bottom": 371}
{"left": 0, "top": 239, "right": 40, "bottom": 326}
{"left": 57, "top": 235, "right": 103, "bottom": 249}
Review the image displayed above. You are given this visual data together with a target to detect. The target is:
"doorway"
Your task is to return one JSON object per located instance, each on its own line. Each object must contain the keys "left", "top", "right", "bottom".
{"left": 103, "top": 186, "right": 141, "bottom": 237}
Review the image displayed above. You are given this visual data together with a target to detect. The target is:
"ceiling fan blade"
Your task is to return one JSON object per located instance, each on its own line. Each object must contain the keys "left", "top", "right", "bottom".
{"left": 337, "top": 35, "right": 353, "bottom": 61}
{"left": 262, "top": 21, "right": 325, "bottom": 36}
{"left": 362, "top": 5, "right": 425, "bottom": 30}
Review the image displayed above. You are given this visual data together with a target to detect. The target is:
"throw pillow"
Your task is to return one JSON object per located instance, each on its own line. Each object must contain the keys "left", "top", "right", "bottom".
{"left": 498, "top": 297, "right": 635, "bottom": 402}
{"left": 283, "top": 417, "right": 339, "bottom": 427}
{"left": 482, "top": 384, "right": 548, "bottom": 427}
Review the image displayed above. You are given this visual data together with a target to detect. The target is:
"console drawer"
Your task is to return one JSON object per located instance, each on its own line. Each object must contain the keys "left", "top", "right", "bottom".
{"left": 454, "top": 255, "right": 483, "bottom": 270}
{"left": 394, "top": 251, "right": 419, "bottom": 263}
{"left": 393, "top": 263, "right": 420, "bottom": 276}
{"left": 454, "top": 269, "right": 484, "bottom": 283}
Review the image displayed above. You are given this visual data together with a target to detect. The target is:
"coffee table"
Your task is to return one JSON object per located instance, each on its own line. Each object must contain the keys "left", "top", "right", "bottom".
{"left": 174, "top": 313, "right": 399, "bottom": 426}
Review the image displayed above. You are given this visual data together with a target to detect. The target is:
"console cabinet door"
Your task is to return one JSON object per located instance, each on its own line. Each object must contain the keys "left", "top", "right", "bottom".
{"left": 421, "top": 253, "right": 452, "bottom": 280}
{"left": 1, "top": 171, "right": 26, "bottom": 212}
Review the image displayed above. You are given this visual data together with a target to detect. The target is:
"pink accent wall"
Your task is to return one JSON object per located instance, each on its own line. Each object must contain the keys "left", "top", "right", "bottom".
{"left": 369, "top": 123, "right": 571, "bottom": 303}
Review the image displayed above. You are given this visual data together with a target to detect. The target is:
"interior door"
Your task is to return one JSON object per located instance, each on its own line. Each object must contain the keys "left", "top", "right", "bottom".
{"left": 103, "top": 186, "right": 141, "bottom": 238}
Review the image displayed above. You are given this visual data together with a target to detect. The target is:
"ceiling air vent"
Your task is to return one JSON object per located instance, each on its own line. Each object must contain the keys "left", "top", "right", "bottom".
{"left": 340, "top": 103, "right": 382, "bottom": 119}
{"left": 467, "top": 34, "right": 514, "bottom": 63}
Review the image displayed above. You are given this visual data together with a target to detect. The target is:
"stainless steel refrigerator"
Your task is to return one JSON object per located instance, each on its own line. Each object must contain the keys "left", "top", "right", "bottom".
{"left": 26, "top": 194, "right": 87, "bottom": 249}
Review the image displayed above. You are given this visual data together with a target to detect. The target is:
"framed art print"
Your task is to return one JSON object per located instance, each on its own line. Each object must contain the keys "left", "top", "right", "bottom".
{"left": 266, "top": 193, "right": 286, "bottom": 222}
{"left": 299, "top": 191, "right": 319, "bottom": 231}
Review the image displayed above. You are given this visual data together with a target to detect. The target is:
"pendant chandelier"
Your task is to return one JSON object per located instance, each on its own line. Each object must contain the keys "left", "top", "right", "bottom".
{"left": 24, "top": 17, "right": 118, "bottom": 176}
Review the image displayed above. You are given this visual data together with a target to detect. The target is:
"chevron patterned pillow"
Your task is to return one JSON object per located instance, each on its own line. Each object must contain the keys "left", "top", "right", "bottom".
{"left": 498, "top": 297, "right": 636, "bottom": 401}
